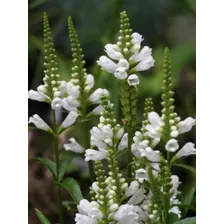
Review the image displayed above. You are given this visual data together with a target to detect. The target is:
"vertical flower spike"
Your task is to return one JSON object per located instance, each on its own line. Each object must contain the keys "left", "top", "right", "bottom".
{"left": 43, "top": 13, "right": 61, "bottom": 100}
{"left": 68, "top": 16, "right": 87, "bottom": 115}
{"left": 161, "top": 47, "right": 179, "bottom": 141}
{"left": 142, "top": 98, "right": 154, "bottom": 128}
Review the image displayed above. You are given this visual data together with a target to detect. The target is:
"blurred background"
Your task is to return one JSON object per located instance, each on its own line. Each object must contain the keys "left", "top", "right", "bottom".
{"left": 28, "top": 0, "right": 196, "bottom": 223}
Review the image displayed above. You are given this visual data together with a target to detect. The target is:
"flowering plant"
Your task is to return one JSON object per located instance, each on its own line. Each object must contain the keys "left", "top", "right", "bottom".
{"left": 29, "top": 11, "right": 196, "bottom": 224}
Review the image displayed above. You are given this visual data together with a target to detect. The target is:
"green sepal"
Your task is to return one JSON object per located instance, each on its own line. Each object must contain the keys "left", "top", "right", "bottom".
{"left": 29, "top": 157, "right": 57, "bottom": 180}
{"left": 173, "top": 217, "right": 196, "bottom": 224}
{"left": 59, "top": 178, "right": 83, "bottom": 203}
{"left": 35, "top": 208, "right": 51, "bottom": 224}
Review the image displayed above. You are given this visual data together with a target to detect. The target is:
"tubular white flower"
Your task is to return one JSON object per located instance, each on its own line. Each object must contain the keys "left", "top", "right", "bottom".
{"left": 28, "top": 89, "right": 49, "bottom": 102}
{"left": 51, "top": 97, "right": 62, "bottom": 110}
{"left": 64, "top": 138, "right": 84, "bottom": 153}
{"left": 140, "top": 147, "right": 161, "bottom": 162}
{"left": 177, "top": 117, "right": 196, "bottom": 134}
{"left": 145, "top": 112, "right": 163, "bottom": 138}
{"left": 117, "top": 59, "right": 129, "bottom": 70}
{"left": 131, "top": 46, "right": 152, "bottom": 62}
{"left": 97, "top": 56, "right": 117, "bottom": 73}
{"left": 89, "top": 88, "right": 109, "bottom": 104}
{"left": 135, "top": 168, "right": 148, "bottom": 183}
{"left": 114, "top": 204, "right": 138, "bottom": 224}
{"left": 115, "top": 127, "right": 125, "bottom": 140}
{"left": 165, "top": 139, "right": 179, "bottom": 152}
{"left": 85, "top": 148, "right": 108, "bottom": 161}
{"left": 114, "top": 67, "right": 128, "bottom": 80}
{"left": 75, "top": 214, "right": 97, "bottom": 224}
{"left": 127, "top": 188, "right": 146, "bottom": 205}
{"left": 169, "top": 206, "right": 181, "bottom": 219}
{"left": 29, "top": 114, "right": 51, "bottom": 131}
{"left": 105, "top": 43, "right": 124, "bottom": 60}
{"left": 127, "top": 74, "right": 140, "bottom": 86}
{"left": 62, "top": 96, "right": 80, "bottom": 111}
{"left": 92, "top": 105, "right": 104, "bottom": 115}
{"left": 59, "top": 81, "right": 67, "bottom": 96}
{"left": 176, "top": 142, "right": 196, "bottom": 159}
{"left": 135, "top": 55, "right": 155, "bottom": 71}
{"left": 125, "top": 181, "right": 139, "bottom": 197}
{"left": 170, "top": 175, "right": 181, "bottom": 197}
{"left": 118, "top": 133, "right": 128, "bottom": 150}
{"left": 66, "top": 82, "right": 80, "bottom": 98}
{"left": 85, "top": 74, "right": 95, "bottom": 89}
{"left": 131, "top": 32, "right": 144, "bottom": 45}
{"left": 61, "top": 111, "right": 79, "bottom": 128}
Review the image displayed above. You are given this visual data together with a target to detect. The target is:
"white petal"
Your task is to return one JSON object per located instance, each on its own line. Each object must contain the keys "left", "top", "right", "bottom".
{"left": 118, "top": 133, "right": 128, "bottom": 150}
{"left": 62, "top": 97, "right": 80, "bottom": 111}
{"left": 97, "top": 56, "right": 117, "bottom": 73}
{"left": 61, "top": 111, "right": 79, "bottom": 128}
{"left": 148, "top": 112, "right": 162, "bottom": 127}
{"left": 75, "top": 214, "right": 97, "bottom": 224}
{"left": 169, "top": 206, "right": 181, "bottom": 218}
{"left": 165, "top": 139, "right": 179, "bottom": 152}
{"left": 84, "top": 148, "right": 108, "bottom": 161}
{"left": 86, "top": 74, "right": 95, "bottom": 89}
{"left": 51, "top": 97, "right": 63, "bottom": 110}
{"left": 177, "top": 117, "right": 196, "bottom": 134}
{"left": 66, "top": 82, "right": 80, "bottom": 98}
{"left": 28, "top": 114, "right": 51, "bottom": 131}
{"left": 117, "top": 59, "right": 129, "bottom": 70}
{"left": 64, "top": 138, "right": 84, "bottom": 153}
{"left": 127, "top": 188, "right": 146, "bottom": 205}
{"left": 125, "top": 181, "right": 139, "bottom": 197}
{"left": 132, "top": 46, "right": 152, "bottom": 62}
{"left": 135, "top": 169, "right": 148, "bottom": 183}
{"left": 127, "top": 74, "right": 139, "bottom": 86}
{"left": 176, "top": 142, "right": 196, "bottom": 159}
{"left": 135, "top": 55, "right": 155, "bottom": 71}
{"left": 28, "top": 90, "right": 49, "bottom": 102}
{"left": 114, "top": 67, "right": 128, "bottom": 80}
{"left": 92, "top": 105, "right": 104, "bottom": 115}
{"left": 131, "top": 32, "right": 144, "bottom": 45}
{"left": 89, "top": 88, "right": 109, "bottom": 104}
{"left": 105, "top": 43, "right": 124, "bottom": 60}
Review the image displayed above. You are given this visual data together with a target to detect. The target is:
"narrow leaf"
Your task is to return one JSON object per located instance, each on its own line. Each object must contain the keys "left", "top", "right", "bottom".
{"left": 30, "top": 158, "right": 57, "bottom": 180}
{"left": 60, "top": 178, "right": 83, "bottom": 203}
{"left": 58, "top": 155, "right": 74, "bottom": 181}
{"left": 173, "top": 217, "right": 196, "bottom": 224}
{"left": 183, "top": 187, "right": 196, "bottom": 214}
{"left": 173, "top": 163, "right": 196, "bottom": 175}
{"left": 35, "top": 208, "right": 51, "bottom": 224}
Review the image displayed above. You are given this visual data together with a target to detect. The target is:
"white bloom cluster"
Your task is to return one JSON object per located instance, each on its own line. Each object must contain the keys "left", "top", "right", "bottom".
{"left": 85, "top": 121, "right": 128, "bottom": 161}
{"left": 97, "top": 32, "right": 155, "bottom": 86}
{"left": 145, "top": 111, "right": 196, "bottom": 139}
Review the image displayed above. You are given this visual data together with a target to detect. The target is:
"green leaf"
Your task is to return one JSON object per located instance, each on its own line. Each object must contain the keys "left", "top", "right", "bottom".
{"left": 30, "top": 158, "right": 57, "bottom": 180}
{"left": 60, "top": 178, "right": 83, "bottom": 203}
{"left": 183, "top": 187, "right": 196, "bottom": 214}
{"left": 62, "top": 201, "right": 78, "bottom": 211}
{"left": 35, "top": 208, "right": 51, "bottom": 224}
{"left": 173, "top": 217, "right": 196, "bottom": 224}
{"left": 173, "top": 163, "right": 196, "bottom": 175}
{"left": 58, "top": 155, "right": 74, "bottom": 181}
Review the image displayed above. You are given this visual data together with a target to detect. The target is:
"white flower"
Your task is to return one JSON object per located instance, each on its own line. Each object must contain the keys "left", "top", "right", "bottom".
{"left": 89, "top": 88, "right": 109, "bottom": 104}
{"left": 51, "top": 97, "right": 62, "bottom": 110}
{"left": 135, "top": 169, "right": 148, "bottom": 183}
{"left": 59, "top": 81, "right": 67, "bottom": 96}
{"left": 114, "top": 204, "right": 138, "bottom": 224}
{"left": 64, "top": 138, "right": 84, "bottom": 153}
{"left": 66, "top": 82, "right": 80, "bottom": 98}
{"left": 145, "top": 112, "right": 163, "bottom": 138}
{"left": 135, "top": 55, "right": 155, "bottom": 71}
{"left": 170, "top": 175, "right": 181, "bottom": 197}
{"left": 117, "top": 59, "right": 129, "bottom": 70}
{"left": 29, "top": 114, "right": 51, "bottom": 131}
{"left": 176, "top": 142, "right": 196, "bottom": 159}
{"left": 75, "top": 214, "right": 97, "bottom": 224}
{"left": 131, "top": 32, "right": 144, "bottom": 45}
{"left": 105, "top": 44, "right": 124, "bottom": 60}
{"left": 114, "top": 67, "right": 128, "bottom": 79}
{"left": 125, "top": 181, "right": 139, "bottom": 197}
{"left": 91, "top": 182, "right": 99, "bottom": 193}
{"left": 115, "top": 127, "right": 125, "bottom": 139}
{"left": 169, "top": 206, "right": 181, "bottom": 218}
{"left": 140, "top": 147, "right": 160, "bottom": 162}
{"left": 85, "top": 74, "right": 95, "bottom": 89}
{"left": 92, "top": 105, "right": 104, "bottom": 115}
{"left": 97, "top": 56, "right": 117, "bottom": 73}
{"left": 85, "top": 148, "right": 108, "bottom": 161}
{"left": 177, "top": 117, "right": 196, "bottom": 134}
{"left": 62, "top": 96, "right": 80, "bottom": 111}
{"left": 118, "top": 133, "right": 128, "bottom": 150}
{"left": 165, "top": 139, "right": 179, "bottom": 152}
{"left": 127, "top": 188, "right": 146, "bottom": 205}
{"left": 61, "top": 111, "right": 79, "bottom": 128}
{"left": 132, "top": 46, "right": 152, "bottom": 62}
{"left": 28, "top": 89, "right": 49, "bottom": 102}
{"left": 127, "top": 74, "right": 139, "bottom": 86}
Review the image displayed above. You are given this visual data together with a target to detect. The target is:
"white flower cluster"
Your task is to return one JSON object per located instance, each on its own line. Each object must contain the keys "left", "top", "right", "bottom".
{"left": 85, "top": 119, "right": 128, "bottom": 161}
{"left": 97, "top": 32, "right": 155, "bottom": 87}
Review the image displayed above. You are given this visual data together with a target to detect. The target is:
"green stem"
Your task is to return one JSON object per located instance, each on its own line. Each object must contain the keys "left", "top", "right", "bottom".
{"left": 52, "top": 110, "right": 64, "bottom": 224}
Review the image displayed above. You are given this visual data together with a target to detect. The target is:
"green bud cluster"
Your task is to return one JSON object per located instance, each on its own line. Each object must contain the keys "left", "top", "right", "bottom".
{"left": 142, "top": 98, "right": 154, "bottom": 128}
{"left": 43, "top": 13, "right": 61, "bottom": 99}
{"left": 100, "top": 95, "right": 116, "bottom": 126}
{"left": 107, "top": 148, "right": 127, "bottom": 205}
{"left": 68, "top": 16, "right": 88, "bottom": 114}
{"left": 161, "top": 47, "right": 179, "bottom": 141}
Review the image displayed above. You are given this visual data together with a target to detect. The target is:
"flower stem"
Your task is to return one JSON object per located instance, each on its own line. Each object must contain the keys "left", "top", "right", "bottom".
{"left": 52, "top": 110, "right": 64, "bottom": 224}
